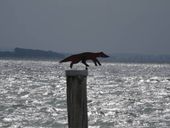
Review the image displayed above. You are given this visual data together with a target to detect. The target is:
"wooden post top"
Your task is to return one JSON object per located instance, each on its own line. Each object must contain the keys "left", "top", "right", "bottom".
{"left": 66, "top": 70, "right": 88, "bottom": 76}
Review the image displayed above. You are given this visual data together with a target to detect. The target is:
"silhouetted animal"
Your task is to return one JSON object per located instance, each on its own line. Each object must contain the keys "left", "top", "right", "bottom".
{"left": 60, "top": 52, "right": 109, "bottom": 69}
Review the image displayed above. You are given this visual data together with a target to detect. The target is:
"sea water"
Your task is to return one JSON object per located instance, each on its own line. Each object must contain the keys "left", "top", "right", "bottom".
{"left": 0, "top": 60, "right": 170, "bottom": 128}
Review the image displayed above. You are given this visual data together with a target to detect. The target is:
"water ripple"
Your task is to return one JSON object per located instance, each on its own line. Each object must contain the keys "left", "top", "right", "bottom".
{"left": 0, "top": 60, "right": 170, "bottom": 127}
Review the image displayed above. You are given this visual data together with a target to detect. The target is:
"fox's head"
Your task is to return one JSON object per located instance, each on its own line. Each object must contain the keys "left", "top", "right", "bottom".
{"left": 98, "top": 52, "right": 109, "bottom": 58}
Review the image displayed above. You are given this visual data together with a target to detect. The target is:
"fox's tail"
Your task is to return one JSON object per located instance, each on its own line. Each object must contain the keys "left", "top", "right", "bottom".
{"left": 59, "top": 56, "right": 72, "bottom": 63}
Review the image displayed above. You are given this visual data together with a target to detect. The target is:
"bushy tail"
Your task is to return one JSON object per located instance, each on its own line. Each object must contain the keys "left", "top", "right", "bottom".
{"left": 59, "top": 56, "right": 72, "bottom": 63}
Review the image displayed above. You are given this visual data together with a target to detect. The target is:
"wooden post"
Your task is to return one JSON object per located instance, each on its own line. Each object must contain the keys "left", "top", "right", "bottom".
{"left": 66, "top": 70, "right": 88, "bottom": 128}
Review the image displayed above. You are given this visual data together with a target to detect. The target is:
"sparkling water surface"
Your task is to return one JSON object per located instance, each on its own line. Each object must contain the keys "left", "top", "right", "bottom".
{"left": 0, "top": 60, "right": 170, "bottom": 128}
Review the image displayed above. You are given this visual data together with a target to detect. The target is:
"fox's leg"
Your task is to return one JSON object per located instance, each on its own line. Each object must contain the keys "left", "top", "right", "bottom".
{"left": 70, "top": 62, "right": 79, "bottom": 68}
{"left": 70, "top": 60, "right": 80, "bottom": 68}
{"left": 92, "top": 59, "right": 98, "bottom": 66}
{"left": 95, "top": 59, "right": 101, "bottom": 66}
{"left": 70, "top": 62, "right": 74, "bottom": 68}
{"left": 82, "top": 59, "right": 89, "bottom": 68}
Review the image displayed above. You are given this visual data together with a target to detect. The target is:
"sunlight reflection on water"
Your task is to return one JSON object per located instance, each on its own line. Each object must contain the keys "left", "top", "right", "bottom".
{"left": 0, "top": 60, "right": 170, "bottom": 128}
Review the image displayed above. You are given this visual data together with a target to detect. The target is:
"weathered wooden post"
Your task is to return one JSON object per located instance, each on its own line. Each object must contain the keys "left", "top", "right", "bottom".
{"left": 66, "top": 70, "right": 88, "bottom": 128}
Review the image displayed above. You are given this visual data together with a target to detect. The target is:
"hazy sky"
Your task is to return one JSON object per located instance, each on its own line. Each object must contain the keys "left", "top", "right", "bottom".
{"left": 0, "top": 0, "right": 170, "bottom": 54}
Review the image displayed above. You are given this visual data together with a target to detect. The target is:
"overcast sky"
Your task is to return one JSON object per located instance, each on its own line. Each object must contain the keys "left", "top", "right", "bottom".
{"left": 0, "top": 0, "right": 170, "bottom": 54}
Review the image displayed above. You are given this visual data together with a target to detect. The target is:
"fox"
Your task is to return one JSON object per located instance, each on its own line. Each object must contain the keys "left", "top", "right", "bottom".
{"left": 59, "top": 52, "right": 109, "bottom": 69}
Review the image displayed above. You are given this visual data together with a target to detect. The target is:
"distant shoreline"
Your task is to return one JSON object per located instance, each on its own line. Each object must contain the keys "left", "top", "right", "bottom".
{"left": 0, "top": 48, "right": 170, "bottom": 64}
{"left": 0, "top": 47, "right": 65, "bottom": 60}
